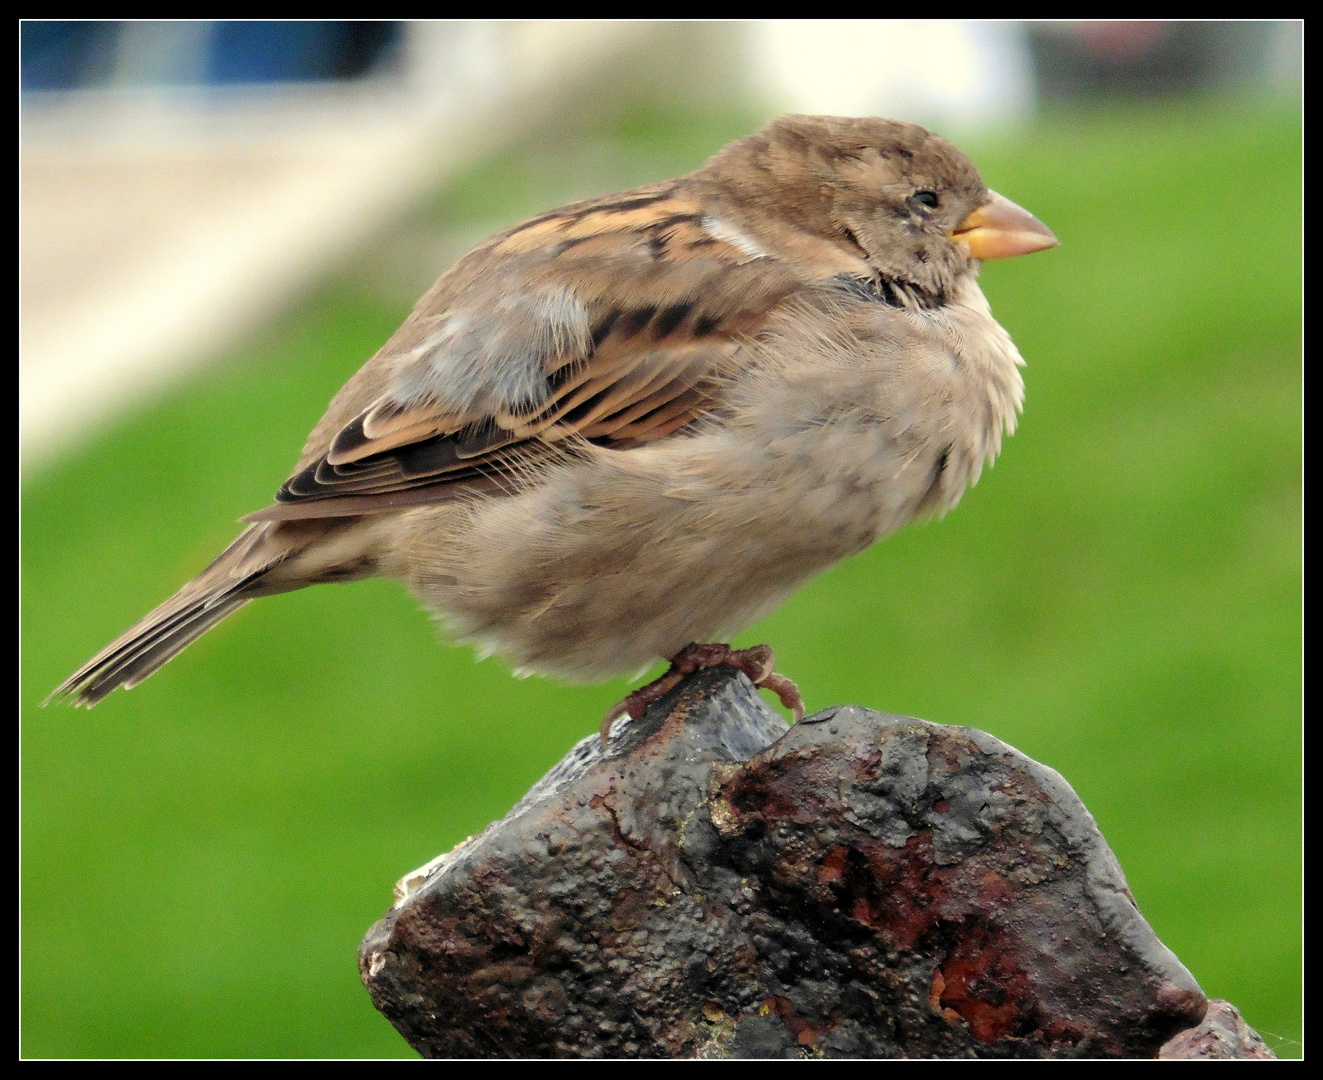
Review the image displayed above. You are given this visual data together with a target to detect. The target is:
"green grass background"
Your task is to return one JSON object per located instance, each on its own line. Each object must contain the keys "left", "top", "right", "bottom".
{"left": 22, "top": 100, "right": 1301, "bottom": 1057}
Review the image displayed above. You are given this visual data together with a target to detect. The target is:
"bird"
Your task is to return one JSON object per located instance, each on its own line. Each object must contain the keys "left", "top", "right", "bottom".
{"left": 49, "top": 114, "right": 1058, "bottom": 739}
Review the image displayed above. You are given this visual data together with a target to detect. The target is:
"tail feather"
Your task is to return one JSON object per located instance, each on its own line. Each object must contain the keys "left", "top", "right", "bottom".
{"left": 47, "top": 523, "right": 293, "bottom": 708}
{"left": 55, "top": 593, "right": 255, "bottom": 707}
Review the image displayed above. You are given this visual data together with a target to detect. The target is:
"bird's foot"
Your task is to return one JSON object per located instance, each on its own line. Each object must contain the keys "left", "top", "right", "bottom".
{"left": 599, "top": 642, "right": 804, "bottom": 746}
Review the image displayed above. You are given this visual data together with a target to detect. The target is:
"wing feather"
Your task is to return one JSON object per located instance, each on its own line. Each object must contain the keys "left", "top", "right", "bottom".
{"left": 243, "top": 184, "right": 817, "bottom": 523}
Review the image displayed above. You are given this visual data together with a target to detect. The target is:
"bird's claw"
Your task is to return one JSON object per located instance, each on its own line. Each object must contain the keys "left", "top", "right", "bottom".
{"left": 599, "top": 642, "right": 804, "bottom": 747}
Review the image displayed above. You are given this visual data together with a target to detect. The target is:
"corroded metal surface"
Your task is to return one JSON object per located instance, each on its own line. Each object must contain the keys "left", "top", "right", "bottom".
{"left": 361, "top": 667, "right": 1217, "bottom": 1058}
{"left": 1159, "top": 999, "right": 1277, "bottom": 1059}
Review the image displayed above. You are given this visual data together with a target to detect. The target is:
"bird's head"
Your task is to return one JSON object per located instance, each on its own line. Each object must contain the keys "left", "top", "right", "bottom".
{"left": 701, "top": 114, "right": 1058, "bottom": 299}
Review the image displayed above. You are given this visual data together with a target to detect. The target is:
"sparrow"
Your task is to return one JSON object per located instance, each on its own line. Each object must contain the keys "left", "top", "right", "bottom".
{"left": 50, "top": 115, "right": 1058, "bottom": 735}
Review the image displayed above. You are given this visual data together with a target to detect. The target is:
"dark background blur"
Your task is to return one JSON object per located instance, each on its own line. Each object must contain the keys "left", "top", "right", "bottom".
{"left": 21, "top": 21, "right": 1301, "bottom": 1058}
{"left": 20, "top": 21, "right": 402, "bottom": 89}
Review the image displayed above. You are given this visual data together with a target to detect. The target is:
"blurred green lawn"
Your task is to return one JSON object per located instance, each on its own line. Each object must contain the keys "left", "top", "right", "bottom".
{"left": 21, "top": 100, "right": 1301, "bottom": 1058}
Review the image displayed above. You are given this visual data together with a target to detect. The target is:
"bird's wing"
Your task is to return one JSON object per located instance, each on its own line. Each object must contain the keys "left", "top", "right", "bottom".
{"left": 244, "top": 183, "right": 816, "bottom": 522}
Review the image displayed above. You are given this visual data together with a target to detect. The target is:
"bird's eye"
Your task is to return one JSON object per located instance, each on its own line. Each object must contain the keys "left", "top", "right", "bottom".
{"left": 911, "top": 191, "right": 939, "bottom": 210}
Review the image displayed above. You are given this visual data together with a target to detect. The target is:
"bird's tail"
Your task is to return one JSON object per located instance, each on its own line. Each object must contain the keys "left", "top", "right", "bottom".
{"left": 48, "top": 522, "right": 308, "bottom": 708}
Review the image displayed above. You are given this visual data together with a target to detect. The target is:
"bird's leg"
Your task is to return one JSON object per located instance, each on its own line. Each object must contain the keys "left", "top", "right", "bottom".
{"left": 710, "top": 644, "right": 806, "bottom": 723}
{"left": 599, "top": 641, "right": 805, "bottom": 746}
{"left": 756, "top": 671, "right": 807, "bottom": 721}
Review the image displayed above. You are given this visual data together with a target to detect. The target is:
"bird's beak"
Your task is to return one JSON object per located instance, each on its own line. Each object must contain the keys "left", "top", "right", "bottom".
{"left": 950, "top": 191, "right": 1059, "bottom": 260}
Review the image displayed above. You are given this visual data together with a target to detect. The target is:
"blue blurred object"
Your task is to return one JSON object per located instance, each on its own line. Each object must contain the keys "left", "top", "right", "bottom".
{"left": 20, "top": 20, "right": 401, "bottom": 91}
{"left": 206, "top": 21, "right": 400, "bottom": 84}
{"left": 20, "top": 21, "right": 120, "bottom": 90}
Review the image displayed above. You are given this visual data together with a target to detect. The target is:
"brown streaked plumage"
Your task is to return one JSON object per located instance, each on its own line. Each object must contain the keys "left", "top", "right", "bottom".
{"left": 50, "top": 115, "right": 1057, "bottom": 710}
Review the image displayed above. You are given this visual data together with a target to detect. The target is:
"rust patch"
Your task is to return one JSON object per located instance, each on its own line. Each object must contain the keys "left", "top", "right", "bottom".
{"left": 928, "top": 967, "right": 965, "bottom": 1028}
{"left": 812, "top": 834, "right": 949, "bottom": 949}
{"left": 858, "top": 833, "right": 949, "bottom": 949}
{"left": 976, "top": 870, "right": 1016, "bottom": 909}
{"left": 763, "top": 995, "right": 833, "bottom": 1049}
{"left": 817, "top": 845, "right": 849, "bottom": 885}
{"left": 722, "top": 758, "right": 828, "bottom": 824}
{"left": 927, "top": 734, "right": 967, "bottom": 774}
{"left": 937, "top": 921, "right": 1034, "bottom": 1043}
{"left": 1040, "top": 1017, "right": 1087, "bottom": 1052}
